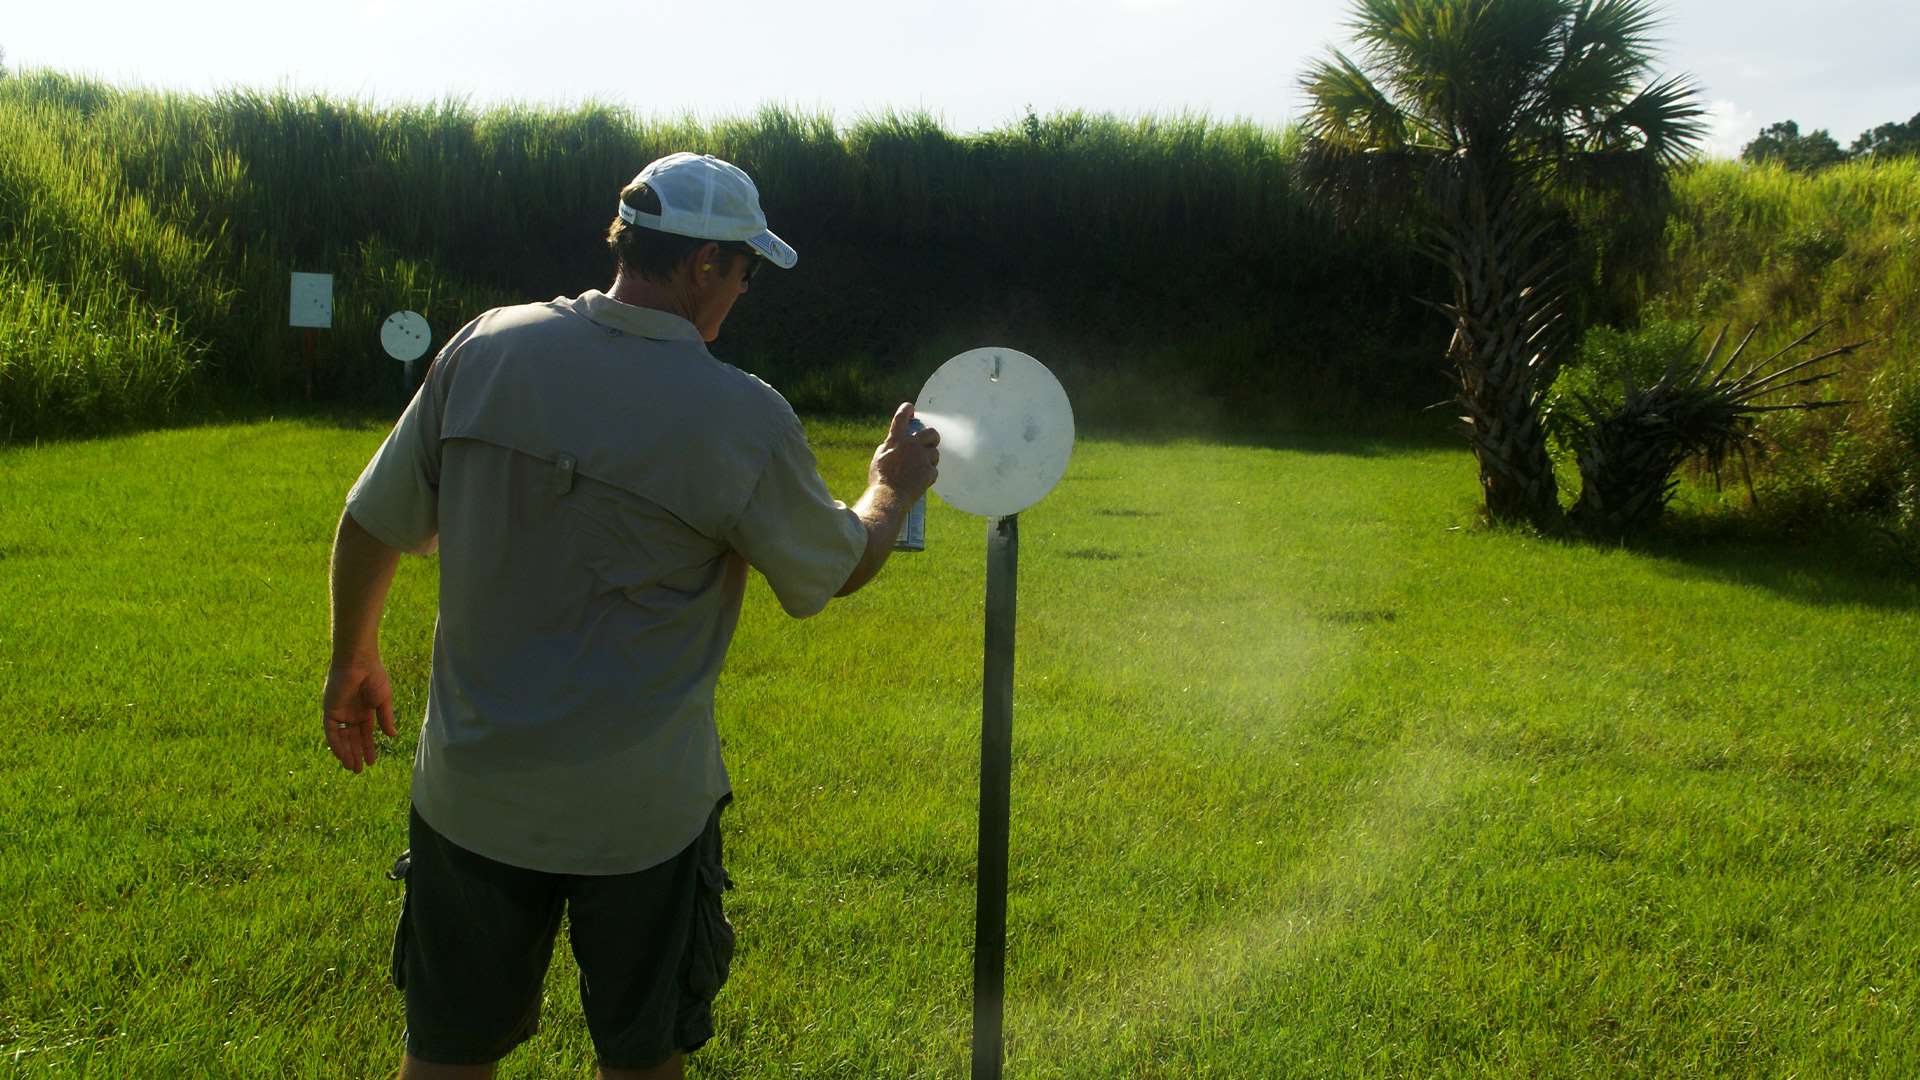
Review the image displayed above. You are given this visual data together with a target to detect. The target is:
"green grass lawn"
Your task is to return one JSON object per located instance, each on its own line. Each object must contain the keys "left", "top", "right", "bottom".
{"left": 1, "top": 417, "right": 1915, "bottom": 1078}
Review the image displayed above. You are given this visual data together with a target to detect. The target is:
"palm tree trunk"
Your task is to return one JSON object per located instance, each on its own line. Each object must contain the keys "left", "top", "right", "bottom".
{"left": 1431, "top": 160, "right": 1563, "bottom": 529}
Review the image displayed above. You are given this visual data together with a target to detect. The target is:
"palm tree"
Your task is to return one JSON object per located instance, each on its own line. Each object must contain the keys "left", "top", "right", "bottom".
{"left": 1299, "top": 0, "right": 1705, "bottom": 528}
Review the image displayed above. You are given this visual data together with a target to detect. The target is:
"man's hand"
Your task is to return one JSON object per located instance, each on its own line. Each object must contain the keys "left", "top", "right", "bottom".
{"left": 322, "top": 657, "right": 399, "bottom": 773}
{"left": 837, "top": 404, "right": 941, "bottom": 598}
{"left": 324, "top": 508, "right": 407, "bottom": 772}
{"left": 868, "top": 402, "right": 940, "bottom": 500}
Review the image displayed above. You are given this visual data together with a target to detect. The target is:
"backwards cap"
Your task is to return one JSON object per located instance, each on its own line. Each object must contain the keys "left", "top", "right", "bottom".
{"left": 617, "top": 152, "right": 797, "bottom": 269}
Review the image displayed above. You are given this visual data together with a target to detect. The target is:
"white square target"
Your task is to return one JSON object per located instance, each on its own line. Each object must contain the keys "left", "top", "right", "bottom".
{"left": 289, "top": 272, "right": 333, "bottom": 329}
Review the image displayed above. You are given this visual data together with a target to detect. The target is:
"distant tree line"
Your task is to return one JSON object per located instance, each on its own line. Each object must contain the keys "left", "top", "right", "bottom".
{"left": 1741, "top": 112, "right": 1920, "bottom": 171}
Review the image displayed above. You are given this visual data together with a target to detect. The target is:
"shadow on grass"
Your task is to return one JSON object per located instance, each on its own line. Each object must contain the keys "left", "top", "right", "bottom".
{"left": 0, "top": 391, "right": 405, "bottom": 450}
{"left": 1631, "top": 518, "right": 1920, "bottom": 611}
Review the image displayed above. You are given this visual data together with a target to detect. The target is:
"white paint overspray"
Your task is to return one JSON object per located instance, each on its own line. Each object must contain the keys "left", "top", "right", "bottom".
{"left": 1017, "top": 742, "right": 1472, "bottom": 1061}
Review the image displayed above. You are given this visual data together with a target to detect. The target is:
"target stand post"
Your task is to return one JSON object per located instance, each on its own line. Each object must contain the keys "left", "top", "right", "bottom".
{"left": 972, "top": 513, "right": 1018, "bottom": 1079}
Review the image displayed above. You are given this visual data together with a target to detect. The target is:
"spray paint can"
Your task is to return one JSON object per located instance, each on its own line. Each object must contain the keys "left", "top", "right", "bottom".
{"left": 895, "top": 418, "right": 927, "bottom": 552}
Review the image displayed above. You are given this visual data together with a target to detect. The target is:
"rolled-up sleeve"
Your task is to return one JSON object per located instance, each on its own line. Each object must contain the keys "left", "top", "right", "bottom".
{"left": 344, "top": 353, "right": 451, "bottom": 556}
{"left": 725, "top": 417, "right": 867, "bottom": 618}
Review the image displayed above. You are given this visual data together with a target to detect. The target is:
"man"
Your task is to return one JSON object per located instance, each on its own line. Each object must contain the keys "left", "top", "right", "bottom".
{"left": 322, "top": 152, "right": 939, "bottom": 1079}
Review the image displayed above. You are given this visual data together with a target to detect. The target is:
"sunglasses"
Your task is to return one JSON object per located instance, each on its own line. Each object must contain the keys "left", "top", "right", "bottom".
{"left": 717, "top": 243, "right": 762, "bottom": 285}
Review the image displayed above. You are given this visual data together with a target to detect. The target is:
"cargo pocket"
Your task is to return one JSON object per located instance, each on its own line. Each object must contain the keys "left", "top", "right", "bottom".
{"left": 684, "top": 816, "right": 735, "bottom": 1001}
{"left": 676, "top": 804, "right": 735, "bottom": 1052}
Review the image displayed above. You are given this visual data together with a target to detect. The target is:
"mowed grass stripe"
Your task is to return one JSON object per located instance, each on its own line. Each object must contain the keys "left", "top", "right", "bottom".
{"left": 1, "top": 419, "right": 1915, "bottom": 1077}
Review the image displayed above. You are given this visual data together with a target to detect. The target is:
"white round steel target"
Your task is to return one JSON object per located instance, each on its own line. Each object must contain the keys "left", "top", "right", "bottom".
{"left": 915, "top": 347, "right": 1074, "bottom": 518}
{"left": 380, "top": 310, "right": 432, "bottom": 362}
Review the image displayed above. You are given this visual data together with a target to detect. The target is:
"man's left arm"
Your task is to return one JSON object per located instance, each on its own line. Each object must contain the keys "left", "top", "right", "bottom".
{"left": 323, "top": 510, "right": 404, "bottom": 773}
{"left": 321, "top": 343, "right": 456, "bottom": 772}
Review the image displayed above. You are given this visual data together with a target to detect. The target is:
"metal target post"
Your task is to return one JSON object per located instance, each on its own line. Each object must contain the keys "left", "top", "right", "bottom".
{"left": 972, "top": 514, "right": 1018, "bottom": 1080}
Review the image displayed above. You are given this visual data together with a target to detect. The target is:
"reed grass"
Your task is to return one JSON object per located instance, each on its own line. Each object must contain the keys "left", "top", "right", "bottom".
{"left": 1653, "top": 158, "right": 1920, "bottom": 543}
{"left": 1665, "top": 158, "right": 1920, "bottom": 334}
{"left": 0, "top": 82, "right": 227, "bottom": 436}
{"left": 0, "top": 266, "right": 200, "bottom": 440}
{"left": 1, "top": 69, "right": 1439, "bottom": 443}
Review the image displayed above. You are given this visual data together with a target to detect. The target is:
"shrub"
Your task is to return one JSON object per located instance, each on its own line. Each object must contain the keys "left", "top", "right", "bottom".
{"left": 1561, "top": 324, "right": 1855, "bottom": 539}
{"left": 1545, "top": 319, "right": 1698, "bottom": 456}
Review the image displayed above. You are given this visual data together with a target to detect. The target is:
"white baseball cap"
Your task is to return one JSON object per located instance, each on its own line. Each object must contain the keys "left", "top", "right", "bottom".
{"left": 617, "top": 152, "right": 798, "bottom": 269}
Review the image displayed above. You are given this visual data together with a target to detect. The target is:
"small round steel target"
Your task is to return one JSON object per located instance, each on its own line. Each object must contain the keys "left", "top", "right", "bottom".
{"left": 380, "top": 310, "right": 432, "bottom": 363}
{"left": 916, "top": 348, "right": 1074, "bottom": 519}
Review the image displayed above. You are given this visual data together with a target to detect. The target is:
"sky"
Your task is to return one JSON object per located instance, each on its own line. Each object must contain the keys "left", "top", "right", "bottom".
{"left": 6, "top": 0, "right": 1918, "bottom": 159}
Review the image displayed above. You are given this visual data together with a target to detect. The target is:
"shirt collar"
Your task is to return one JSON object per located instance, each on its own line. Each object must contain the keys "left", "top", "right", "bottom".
{"left": 572, "top": 290, "right": 705, "bottom": 343}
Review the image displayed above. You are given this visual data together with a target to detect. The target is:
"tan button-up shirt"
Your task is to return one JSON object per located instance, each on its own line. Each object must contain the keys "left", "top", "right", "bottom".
{"left": 346, "top": 291, "right": 866, "bottom": 874}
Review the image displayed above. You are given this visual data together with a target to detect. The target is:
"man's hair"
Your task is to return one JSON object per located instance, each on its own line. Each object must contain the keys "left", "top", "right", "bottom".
{"left": 606, "top": 183, "right": 709, "bottom": 284}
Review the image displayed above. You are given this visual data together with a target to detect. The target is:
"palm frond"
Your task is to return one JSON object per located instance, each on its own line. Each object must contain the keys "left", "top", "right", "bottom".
{"left": 1531, "top": 0, "right": 1664, "bottom": 131}
{"left": 1298, "top": 50, "right": 1421, "bottom": 151}
{"left": 1561, "top": 0, "right": 1663, "bottom": 74}
{"left": 1726, "top": 322, "right": 1827, "bottom": 387}
{"left": 1297, "top": 140, "right": 1435, "bottom": 224}
{"left": 1680, "top": 324, "right": 1723, "bottom": 386}
{"left": 1709, "top": 325, "right": 1761, "bottom": 385}
{"left": 1549, "top": 147, "right": 1667, "bottom": 207}
{"left": 1452, "top": 1, "right": 1576, "bottom": 147}
{"left": 1584, "top": 73, "right": 1707, "bottom": 163}
{"left": 1297, "top": 44, "right": 1447, "bottom": 221}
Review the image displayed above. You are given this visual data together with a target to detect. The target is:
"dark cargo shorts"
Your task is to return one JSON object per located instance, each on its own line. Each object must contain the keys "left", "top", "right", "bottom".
{"left": 391, "top": 798, "right": 734, "bottom": 1068}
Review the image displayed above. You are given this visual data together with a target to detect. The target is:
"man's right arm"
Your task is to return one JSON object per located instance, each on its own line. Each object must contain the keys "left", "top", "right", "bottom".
{"left": 836, "top": 404, "right": 939, "bottom": 597}
{"left": 726, "top": 402, "right": 938, "bottom": 614}
{"left": 836, "top": 483, "right": 911, "bottom": 597}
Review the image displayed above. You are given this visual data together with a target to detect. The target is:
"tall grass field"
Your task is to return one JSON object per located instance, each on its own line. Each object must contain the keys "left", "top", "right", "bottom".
{"left": 0, "top": 68, "right": 1441, "bottom": 443}
{"left": 2, "top": 417, "right": 1915, "bottom": 1076}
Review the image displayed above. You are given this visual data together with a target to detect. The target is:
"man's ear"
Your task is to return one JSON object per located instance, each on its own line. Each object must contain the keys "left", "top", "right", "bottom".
{"left": 689, "top": 241, "right": 722, "bottom": 280}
